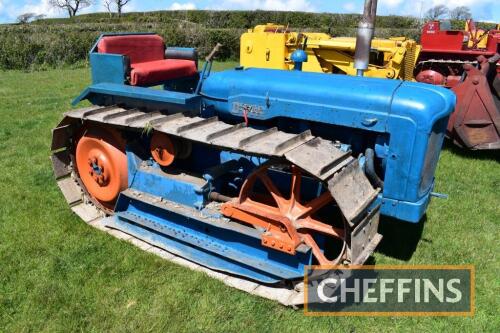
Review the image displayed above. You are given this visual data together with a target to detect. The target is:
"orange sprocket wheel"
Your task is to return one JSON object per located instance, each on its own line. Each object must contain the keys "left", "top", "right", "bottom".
{"left": 75, "top": 126, "right": 128, "bottom": 211}
{"left": 221, "top": 163, "right": 347, "bottom": 265}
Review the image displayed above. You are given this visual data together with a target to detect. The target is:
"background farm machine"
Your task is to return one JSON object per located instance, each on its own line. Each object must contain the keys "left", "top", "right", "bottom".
{"left": 240, "top": 24, "right": 420, "bottom": 81}
{"left": 415, "top": 19, "right": 499, "bottom": 149}
{"left": 241, "top": 19, "right": 499, "bottom": 150}
{"left": 51, "top": 0, "right": 455, "bottom": 305}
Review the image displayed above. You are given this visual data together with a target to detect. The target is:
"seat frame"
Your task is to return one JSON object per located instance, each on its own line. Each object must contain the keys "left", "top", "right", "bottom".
{"left": 89, "top": 33, "right": 198, "bottom": 87}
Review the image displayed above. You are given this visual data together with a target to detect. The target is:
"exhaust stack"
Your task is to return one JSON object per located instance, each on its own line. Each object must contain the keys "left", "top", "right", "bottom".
{"left": 354, "top": 0, "right": 378, "bottom": 76}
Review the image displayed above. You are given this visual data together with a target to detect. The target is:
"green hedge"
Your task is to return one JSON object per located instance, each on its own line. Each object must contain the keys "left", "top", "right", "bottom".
{"left": 0, "top": 10, "right": 492, "bottom": 70}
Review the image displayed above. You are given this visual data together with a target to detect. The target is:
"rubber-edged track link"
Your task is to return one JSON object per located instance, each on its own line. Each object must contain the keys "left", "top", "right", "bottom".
{"left": 51, "top": 106, "right": 382, "bottom": 307}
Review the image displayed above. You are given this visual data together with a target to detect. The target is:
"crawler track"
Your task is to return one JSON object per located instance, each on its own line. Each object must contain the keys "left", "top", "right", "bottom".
{"left": 51, "top": 106, "right": 382, "bottom": 306}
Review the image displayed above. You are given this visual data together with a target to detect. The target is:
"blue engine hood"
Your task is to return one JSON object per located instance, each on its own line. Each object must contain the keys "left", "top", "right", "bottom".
{"left": 201, "top": 68, "right": 455, "bottom": 133}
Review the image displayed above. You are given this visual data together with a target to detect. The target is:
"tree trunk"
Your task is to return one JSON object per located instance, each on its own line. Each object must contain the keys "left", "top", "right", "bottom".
{"left": 118, "top": 5, "right": 122, "bottom": 18}
{"left": 73, "top": 2, "right": 80, "bottom": 17}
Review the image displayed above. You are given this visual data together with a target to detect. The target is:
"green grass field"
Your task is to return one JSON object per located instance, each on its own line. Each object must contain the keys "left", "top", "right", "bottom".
{"left": 0, "top": 65, "right": 499, "bottom": 332}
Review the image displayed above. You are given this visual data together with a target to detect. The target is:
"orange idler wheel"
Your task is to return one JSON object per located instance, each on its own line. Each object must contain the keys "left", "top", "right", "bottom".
{"left": 150, "top": 132, "right": 177, "bottom": 167}
{"left": 221, "top": 164, "right": 347, "bottom": 265}
{"left": 75, "top": 126, "right": 128, "bottom": 210}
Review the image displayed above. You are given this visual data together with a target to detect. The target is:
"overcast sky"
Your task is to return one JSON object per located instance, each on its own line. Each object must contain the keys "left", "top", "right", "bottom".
{"left": 0, "top": 0, "right": 498, "bottom": 24}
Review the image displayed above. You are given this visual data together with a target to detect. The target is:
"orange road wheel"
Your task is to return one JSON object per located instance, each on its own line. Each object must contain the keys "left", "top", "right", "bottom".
{"left": 150, "top": 132, "right": 176, "bottom": 167}
{"left": 75, "top": 126, "right": 128, "bottom": 210}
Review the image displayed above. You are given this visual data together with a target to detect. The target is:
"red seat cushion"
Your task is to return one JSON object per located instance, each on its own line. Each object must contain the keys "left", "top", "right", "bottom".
{"left": 131, "top": 59, "right": 197, "bottom": 86}
{"left": 98, "top": 35, "right": 165, "bottom": 64}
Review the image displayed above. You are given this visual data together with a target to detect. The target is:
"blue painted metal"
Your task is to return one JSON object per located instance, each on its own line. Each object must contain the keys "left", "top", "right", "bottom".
{"left": 75, "top": 35, "right": 455, "bottom": 225}
{"left": 112, "top": 148, "right": 313, "bottom": 283}
{"left": 110, "top": 194, "right": 312, "bottom": 283}
{"left": 65, "top": 34, "right": 460, "bottom": 282}
{"left": 127, "top": 150, "right": 208, "bottom": 209}
{"left": 90, "top": 53, "right": 127, "bottom": 85}
{"left": 72, "top": 82, "right": 201, "bottom": 111}
{"left": 291, "top": 49, "right": 307, "bottom": 70}
{"left": 200, "top": 68, "right": 455, "bottom": 222}
{"left": 195, "top": 60, "right": 214, "bottom": 95}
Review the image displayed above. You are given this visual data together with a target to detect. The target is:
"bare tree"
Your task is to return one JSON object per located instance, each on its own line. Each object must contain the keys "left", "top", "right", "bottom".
{"left": 425, "top": 5, "right": 449, "bottom": 20}
{"left": 17, "top": 13, "right": 36, "bottom": 24}
{"left": 103, "top": 0, "right": 132, "bottom": 18}
{"left": 33, "top": 14, "right": 46, "bottom": 21}
{"left": 49, "top": 0, "right": 93, "bottom": 17}
{"left": 103, "top": 0, "right": 113, "bottom": 17}
{"left": 116, "top": 0, "right": 132, "bottom": 17}
{"left": 449, "top": 6, "right": 472, "bottom": 20}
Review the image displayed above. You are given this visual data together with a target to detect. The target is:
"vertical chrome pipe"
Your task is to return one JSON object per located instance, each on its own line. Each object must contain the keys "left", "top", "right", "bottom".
{"left": 354, "top": 0, "right": 378, "bottom": 76}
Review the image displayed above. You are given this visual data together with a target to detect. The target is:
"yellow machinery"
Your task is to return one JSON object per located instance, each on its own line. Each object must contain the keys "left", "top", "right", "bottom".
{"left": 464, "top": 19, "right": 489, "bottom": 49}
{"left": 240, "top": 23, "right": 421, "bottom": 81}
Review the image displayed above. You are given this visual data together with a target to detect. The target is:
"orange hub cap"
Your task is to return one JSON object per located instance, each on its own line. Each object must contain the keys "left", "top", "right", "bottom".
{"left": 150, "top": 132, "right": 176, "bottom": 167}
{"left": 75, "top": 127, "right": 128, "bottom": 209}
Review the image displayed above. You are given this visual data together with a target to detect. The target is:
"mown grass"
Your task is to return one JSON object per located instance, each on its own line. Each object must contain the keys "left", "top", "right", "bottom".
{"left": 0, "top": 65, "right": 499, "bottom": 332}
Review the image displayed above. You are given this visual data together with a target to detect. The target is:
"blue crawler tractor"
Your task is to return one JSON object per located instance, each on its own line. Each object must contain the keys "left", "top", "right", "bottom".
{"left": 51, "top": 1, "right": 455, "bottom": 306}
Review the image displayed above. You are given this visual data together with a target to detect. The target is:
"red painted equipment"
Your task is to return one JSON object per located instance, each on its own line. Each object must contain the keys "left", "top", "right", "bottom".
{"left": 448, "top": 56, "right": 500, "bottom": 149}
{"left": 415, "top": 20, "right": 500, "bottom": 149}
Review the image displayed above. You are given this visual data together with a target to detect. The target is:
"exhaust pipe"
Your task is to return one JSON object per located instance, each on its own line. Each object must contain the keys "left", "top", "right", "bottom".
{"left": 354, "top": 0, "right": 378, "bottom": 76}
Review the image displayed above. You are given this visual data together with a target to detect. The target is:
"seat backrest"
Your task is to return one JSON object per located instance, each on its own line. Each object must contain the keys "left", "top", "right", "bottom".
{"left": 97, "top": 35, "right": 165, "bottom": 64}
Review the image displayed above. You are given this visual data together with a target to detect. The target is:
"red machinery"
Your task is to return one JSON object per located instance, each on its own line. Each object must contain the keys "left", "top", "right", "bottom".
{"left": 415, "top": 20, "right": 500, "bottom": 149}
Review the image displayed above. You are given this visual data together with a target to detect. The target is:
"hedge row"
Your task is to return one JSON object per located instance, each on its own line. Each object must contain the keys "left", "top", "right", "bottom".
{"left": 0, "top": 10, "right": 495, "bottom": 70}
{"left": 35, "top": 10, "right": 422, "bottom": 30}
{"left": 0, "top": 22, "right": 244, "bottom": 69}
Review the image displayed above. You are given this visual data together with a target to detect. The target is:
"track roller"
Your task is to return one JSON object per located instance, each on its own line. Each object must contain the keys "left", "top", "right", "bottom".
{"left": 150, "top": 131, "right": 192, "bottom": 166}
